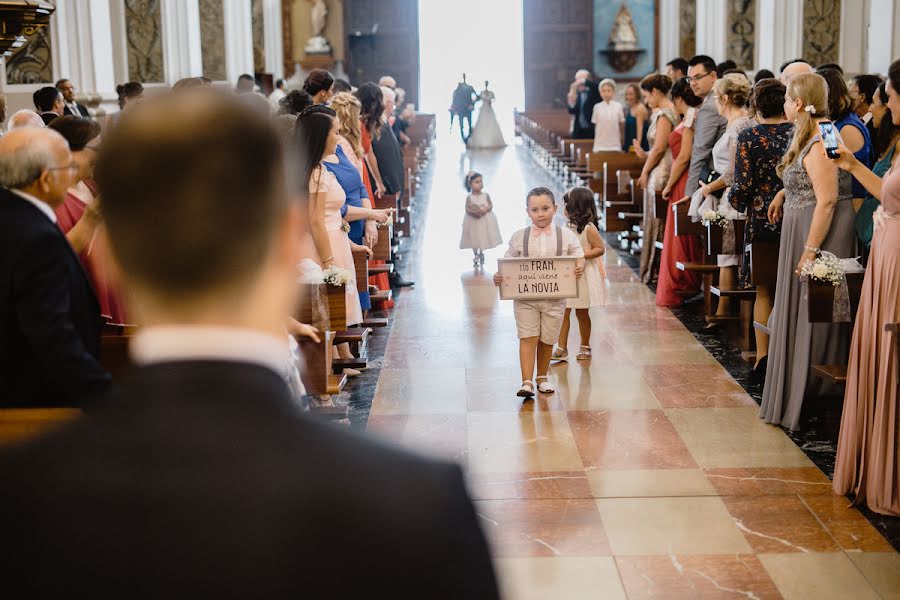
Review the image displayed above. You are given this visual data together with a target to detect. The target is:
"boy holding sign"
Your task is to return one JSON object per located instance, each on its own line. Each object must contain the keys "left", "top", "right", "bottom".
{"left": 493, "top": 187, "right": 585, "bottom": 398}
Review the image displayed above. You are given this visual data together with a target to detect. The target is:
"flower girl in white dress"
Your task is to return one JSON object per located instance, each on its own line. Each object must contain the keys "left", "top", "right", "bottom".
{"left": 459, "top": 171, "right": 503, "bottom": 266}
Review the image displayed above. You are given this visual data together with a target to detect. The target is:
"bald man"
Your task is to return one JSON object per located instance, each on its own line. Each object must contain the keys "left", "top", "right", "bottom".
{"left": 780, "top": 61, "right": 813, "bottom": 85}
{"left": 0, "top": 127, "right": 110, "bottom": 406}
{"left": 378, "top": 75, "right": 397, "bottom": 89}
{"left": 8, "top": 109, "right": 44, "bottom": 130}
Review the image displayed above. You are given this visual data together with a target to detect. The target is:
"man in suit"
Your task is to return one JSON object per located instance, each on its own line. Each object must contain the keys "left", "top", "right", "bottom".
{"left": 0, "top": 90, "right": 497, "bottom": 598}
{"left": 56, "top": 79, "right": 91, "bottom": 119}
{"left": 0, "top": 127, "right": 110, "bottom": 406}
{"left": 450, "top": 74, "right": 477, "bottom": 142}
{"left": 684, "top": 55, "right": 728, "bottom": 197}
{"left": 33, "top": 85, "right": 65, "bottom": 125}
{"left": 567, "top": 69, "right": 601, "bottom": 139}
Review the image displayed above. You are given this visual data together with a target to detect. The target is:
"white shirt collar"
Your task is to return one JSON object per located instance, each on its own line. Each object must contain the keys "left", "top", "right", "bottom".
{"left": 130, "top": 325, "right": 293, "bottom": 378}
{"left": 10, "top": 189, "right": 57, "bottom": 223}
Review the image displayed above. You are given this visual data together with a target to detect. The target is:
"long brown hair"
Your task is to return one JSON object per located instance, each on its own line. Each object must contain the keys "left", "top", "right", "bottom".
{"left": 330, "top": 92, "right": 363, "bottom": 157}
{"left": 777, "top": 73, "right": 829, "bottom": 178}
{"left": 563, "top": 186, "right": 599, "bottom": 234}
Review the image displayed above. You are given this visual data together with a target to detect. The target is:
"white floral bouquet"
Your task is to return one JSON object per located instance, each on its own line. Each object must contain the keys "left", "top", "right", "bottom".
{"left": 322, "top": 265, "right": 354, "bottom": 287}
{"left": 800, "top": 251, "right": 844, "bottom": 287}
{"left": 701, "top": 209, "right": 728, "bottom": 227}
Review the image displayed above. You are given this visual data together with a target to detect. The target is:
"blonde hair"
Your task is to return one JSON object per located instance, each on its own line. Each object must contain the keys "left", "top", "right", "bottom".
{"left": 330, "top": 92, "right": 363, "bottom": 157}
{"left": 777, "top": 73, "right": 829, "bottom": 178}
{"left": 713, "top": 73, "right": 751, "bottom": 108}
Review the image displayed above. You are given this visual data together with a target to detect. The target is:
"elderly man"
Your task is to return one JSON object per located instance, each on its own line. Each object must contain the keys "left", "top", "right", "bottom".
{"left": 684, "top": 55, "right": 727, "bottom": 197}
{"left": 779, "top": 60, "right": 813, "bottom": 85}
{"left": 0, "top": 91, "right": 495, "bottom": 597}
{"left": 0, "top": 127, "right": 110, "bottom": 406}
{"left": 8, "top": 109, "right": 45, "bottom": 130}
{"left": 33, "top": 86, "right": 65, "bottom": 125}
{"left": 378, "top": 75, "right": 397, "bottom": 89}
{"left": 567, "top": 68, "right": 600, "bottom": 139}
{"left": 56, "top": 78, "right": 91, "bottom": 118}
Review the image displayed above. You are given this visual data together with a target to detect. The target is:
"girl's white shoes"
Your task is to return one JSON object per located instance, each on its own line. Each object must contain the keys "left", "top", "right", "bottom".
{"left": 517, "top": 380, "right": 535, "bottom": 398}
{"left": 536, "top": 376, "right": 555, "bottom": 394}
{"left": 551, "top": 347, "right": 568, "bottom": 362}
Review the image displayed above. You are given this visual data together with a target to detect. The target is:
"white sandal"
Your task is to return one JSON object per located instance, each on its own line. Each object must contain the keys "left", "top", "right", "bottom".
{"left": 551, "top": 347, "right": 569, "bottom": 362}
{"left": 576, "top": 346, "right": 592, "bottom": 361}
{"left": 536, "top": 376, "right": 555, "bottom": 394}
{"left": 517, "top": 380, "right": 535, "bottom": 398}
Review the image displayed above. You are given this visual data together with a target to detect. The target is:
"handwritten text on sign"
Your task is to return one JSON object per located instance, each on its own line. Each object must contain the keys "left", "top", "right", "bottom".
{"left": 497, "top": 257, "right": 579, "bottom": 300}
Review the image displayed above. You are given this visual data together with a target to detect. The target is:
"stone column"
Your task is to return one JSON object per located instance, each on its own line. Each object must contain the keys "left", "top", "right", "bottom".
{"left": 658, "top": 0, "right": 681, "bottom": 67}
{"left": 223, "top": 0, "right": 255, "bottom": 84}
{"left": 865, "top": 0, "right": 894, "bottom": 73}
{"left": 56, "top": 0, "right": 118, "bottom": 107}
{"left": 161, "top": 0, "right": 203, "bottom": 84}
{"left": 263, "top": 0, "right": 285, "bottom": 78}
{"left": 756, "top": 0, "right": 803, "bottom": 72}
{"left": 695, "top": 0, "right": 728, "bottom": 60}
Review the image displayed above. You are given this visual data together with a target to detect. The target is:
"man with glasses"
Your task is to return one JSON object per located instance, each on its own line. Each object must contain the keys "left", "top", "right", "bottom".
{"left": 685, "top": 55, "right": 727, "bottom": 197}
{"left": 0, "top": 127, "right": 110, "bottom": 406}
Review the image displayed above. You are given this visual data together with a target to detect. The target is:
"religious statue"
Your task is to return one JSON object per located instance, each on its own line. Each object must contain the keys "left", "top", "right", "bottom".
{"left": 305, "top": 0, "right": 332, "bottom": 55}
{"left": 600, "top": 1, "right": 645, "bottom": 72}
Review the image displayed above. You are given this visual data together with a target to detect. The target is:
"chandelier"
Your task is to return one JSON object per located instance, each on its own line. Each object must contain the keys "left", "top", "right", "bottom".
{"left": 0, "top": 1, "right": 55, "bottom": 57}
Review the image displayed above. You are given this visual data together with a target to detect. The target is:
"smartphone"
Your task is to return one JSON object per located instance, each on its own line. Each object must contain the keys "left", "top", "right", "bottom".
{"left": 818, "top": 121, "right": 840, "bottom": 159}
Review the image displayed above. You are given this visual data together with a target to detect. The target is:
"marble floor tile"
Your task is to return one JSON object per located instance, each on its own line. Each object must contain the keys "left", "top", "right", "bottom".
{"left": 381, "top": 336, "right": 469, "bottom": 369}
{"left": 569, "top": 410, "right": 697, "bottom": 470}
{"left": 496, "top": 557, "right": 627, "bottom": 600}
{"left": 369, "top": 368, "right": 468, "bottom": 415}
{"left": 625, "top": 346, "right": 721, "bottom": 366}
{"left": 847, "top": 552, "right": 900, "bottom": 600}
{"left": 615, "top": 555, "right": 783, "bottom": 599}
{"left": 596, "top": 497, "right": 752, "bottom": 555}
{"left": 466, "top": 471, "right": 592, "bottom": 500}
{"left": 642, "top": 364, "right": 756, "bottom": 408}
{"left": 758, "top": 553, "right": 882, "bottom": 600}
{"left": 553, "top": 365, "right": 661, "bottom": 411}
{"left": 800, "top": 495, "right": 894, "bottom": 552}
{"left": 587, "top": 468, "right": 717, "bottom": 498}
{"left": 467, "top": 412, "right": 585, "bottom": 473}
{"left": 666, "top": 408, "right": 814, "bottom": 468}
{"left": 475, "top": 498, "right": 611, "bottom": 557}
{"left": 703, "top": 467, "right": 833, "bottom": 496}
{"left": 722, "top": 495, "right": 839, "bottom": 553}
{"left": 365, "top": 414, "right": 468, "bottom": 465}
{"left": 465, "top": 369, "right": 567, "bottom": 412}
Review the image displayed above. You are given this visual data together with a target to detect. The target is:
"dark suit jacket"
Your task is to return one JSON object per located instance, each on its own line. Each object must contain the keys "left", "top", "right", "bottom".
{"left": 372, "top": 122, "right": 405, "bottom": 195}
{"left": 451, "top": 83, "right": 477, "bottom": 115}
{"left": 568, "top": 80, "right": 601, "bottom": 139}
{"left": 39, "top": 111, "right": 59, "bottom": 125}
{"left": 0, "top": 361, "right": 500, "bottom": 598}
{"left": 63, "top": 102, "right": 91, "bottom": 119}
{"left": 0, "top": 189, "right": 109, "bottom": 406}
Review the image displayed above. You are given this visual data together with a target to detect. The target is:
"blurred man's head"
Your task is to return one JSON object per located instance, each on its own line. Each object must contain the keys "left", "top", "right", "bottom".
{"left": 94, "top": 90, "right": 302, "bottom": 331}
{"left": 56, "top": 79, "right": 76, "bottom": 103}
{"left": 8, "top": 109, "right": 44, "bottom": 130}
{"left": 575, "top": 69, "right": 591, "bottom": 84}
{"left": 780, "top": 61, "right": 813, "bottom": 85}
{"left": 665, "top": 58, "right": 688, "bottom": 81}
{"left": 33, "top": 86, "right": 64, "bottom": 115}
{"left": 0, "top": 127, "right": 76, "bottom": 207}
{"left": 378, "top": 76, "right": 396, "bottom": 89}
{"left": 236, "top": 74, "right": 255, "bottom": 94}
{"left": 381, "top": 86, "right": 396, "bottom": 117}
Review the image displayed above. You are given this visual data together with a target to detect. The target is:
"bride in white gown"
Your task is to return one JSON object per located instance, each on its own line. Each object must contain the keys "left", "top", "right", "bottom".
{"left": 467, "top": 81, "right": 507, "bottom": 149}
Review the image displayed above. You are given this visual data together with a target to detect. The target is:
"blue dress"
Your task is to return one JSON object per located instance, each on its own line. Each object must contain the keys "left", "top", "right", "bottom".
{"left": 324, "top": 144, "right": 371, "bottom": 310}
{"left": 623, "top": 105, "right": 650, "bottom": 152}
{"left": 835, "top": 112, "right": 874, "bottom": 198}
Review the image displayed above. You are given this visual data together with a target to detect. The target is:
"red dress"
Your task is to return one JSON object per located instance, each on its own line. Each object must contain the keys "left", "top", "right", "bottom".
{"left": 361, "top": 123, "right": 394, "bottom": 310}
{"left": 55, "top": 183, "right": 128, "bottom": 323}
{"left": 655, "top": 122, "right": 703, "bottom": 306}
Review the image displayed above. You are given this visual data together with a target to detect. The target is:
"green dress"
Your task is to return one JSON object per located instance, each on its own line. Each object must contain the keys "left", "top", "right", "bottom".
{"left": 856, "top": 145, "right": 895, "bottom": 248}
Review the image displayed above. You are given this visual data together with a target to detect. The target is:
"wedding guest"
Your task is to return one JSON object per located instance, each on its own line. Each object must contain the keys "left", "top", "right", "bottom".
{"left": 8, "top": 109, "right": 43, "bottom": 131}
{"left": 856, "top": 82, "right": 899, "bottom": 251}
{"left": 684, "top": 55, "right": 726, "bottom": 197}
{"left": 780, "top": 60, "right": 813, "bottom": 85}
{"left": 730, "top": 79, "right": 793, "bottom": 373}
{"left": 818, "top": 62, "right": 844, "bottom": 74}
{"left": 33, "top": 86, "right": 64, "bottom": 125}
{"left": 56, "top": 79, "right": 91, "bottom": 118}
{"left": 107, "top": 82, "right": 144, "bottom": 130}
{"left": 657, "top": 78, "right": 703, "bottom": 307}
{"left": 760, "top": 73, "right": 856, "bottom": 431}
{"left": 235, "top": 73, "right": 255, "bottom": 94}
{"left": 665, "top": 58, "right": 688, "bottom": 82}
{"left": 0, "top": 91, "right": 499, "bottom": 597}
{"left": 624, "top": 82, "right": 649, "bottom": 152}
{"left": 832, "top": 58, "right": 900, "bottom": 516}
{"left": 303, "top": 69, "right": 335, "bottom": 105}
{"left": 591, "top": 79, "right": 625, "bottom": 152}
{"left": 819, "top": 67, "right": 874, "bottom": 207}
{"left": 268, "top": 78, "right": 287, "bottom": 110}
{"left": 333, "top": 78, "right": 353, "bottom": 94}
{"left": 635, "top": 74, "right": 676, "bottom": 281}
{"left": 716, "top": 60, "right": 737, "bottom": 78}
{"left": 278, "top": 89, "right": 313, "bottom": 116}
{"left": 850, "top": 74, "right": 884, "bottom": 137}
{"left": 755, "top": 69, "right": 775, "bottom": 84}
{"left": 567, "top": 69, "right": 600, "bottom": 139}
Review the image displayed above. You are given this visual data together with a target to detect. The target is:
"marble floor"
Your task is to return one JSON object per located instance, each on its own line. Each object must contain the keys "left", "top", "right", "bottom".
{"left": 363, "top": 133, "right": 900, "bottom": 599}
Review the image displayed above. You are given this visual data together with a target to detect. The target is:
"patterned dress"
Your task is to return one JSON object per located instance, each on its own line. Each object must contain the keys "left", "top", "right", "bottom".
{"left": 730, "top": 122, "right": 794, "bottom": 288}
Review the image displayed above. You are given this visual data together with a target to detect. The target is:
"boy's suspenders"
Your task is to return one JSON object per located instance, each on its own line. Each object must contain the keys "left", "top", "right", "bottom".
{"left": 521, "top": 226, "right": 563, "bottom": 258}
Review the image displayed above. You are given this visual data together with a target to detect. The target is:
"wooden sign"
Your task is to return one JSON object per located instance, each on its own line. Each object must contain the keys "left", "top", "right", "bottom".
{"left": 497, "top": 257, "right": 579, "bottom": 300}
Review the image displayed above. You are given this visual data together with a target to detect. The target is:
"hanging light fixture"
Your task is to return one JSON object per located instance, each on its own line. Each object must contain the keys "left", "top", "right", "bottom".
{"left": 0, "top": 1, "right": 55, "bottom": 57}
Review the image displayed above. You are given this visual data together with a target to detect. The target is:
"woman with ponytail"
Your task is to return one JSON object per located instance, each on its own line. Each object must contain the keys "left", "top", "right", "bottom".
{"left": 759, "top": 73, "right": 856, "bottom": 431}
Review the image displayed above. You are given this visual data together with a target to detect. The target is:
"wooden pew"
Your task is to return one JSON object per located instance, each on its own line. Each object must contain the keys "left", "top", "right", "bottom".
{"left": 586, "top": 151, "right": 644, "bottom": 232}
{"left": 296, "top": 283, "right": 347, "bottom": 398}
{"left": 672, "top": 202, "right": 717, "bottom": 312}
{"left": 807, "top": 271, "right": 865, "bottom": 384}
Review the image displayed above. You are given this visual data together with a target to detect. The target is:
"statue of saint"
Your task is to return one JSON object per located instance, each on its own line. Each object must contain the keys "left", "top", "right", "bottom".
{"left": 305, "top": 0, "right": 332, "bottom": 55}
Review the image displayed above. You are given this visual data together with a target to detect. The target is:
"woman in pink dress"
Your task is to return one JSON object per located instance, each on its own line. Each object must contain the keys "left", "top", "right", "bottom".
{"left": 49, "top": 116, "right": 128, "bottom": 323}
{"left": 832, "top": 60, "right": 900, "bottom": 514}
{"left": 295, "top": 108, "right": 363, "bottom": 368}
{"left": 656, "top": 78, "right": 703, "bottom": 306}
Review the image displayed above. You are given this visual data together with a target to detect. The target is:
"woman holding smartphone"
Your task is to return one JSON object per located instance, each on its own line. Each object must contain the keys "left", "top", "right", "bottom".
{"left": 759, "top": 73, "right": 856, "bottom": 431}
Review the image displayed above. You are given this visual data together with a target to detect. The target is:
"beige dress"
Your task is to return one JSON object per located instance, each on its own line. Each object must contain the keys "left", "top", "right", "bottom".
{"left": 638, "top": 108, "right": 677, "bottom": 283}
{"left": 833, "top": 164, "right": 900, "bottom": 514}
{"left": 566, "top": 223, "right": 607, "bottom": 309}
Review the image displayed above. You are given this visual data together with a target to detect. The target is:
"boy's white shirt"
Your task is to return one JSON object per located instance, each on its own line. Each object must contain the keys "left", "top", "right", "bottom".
{"left": 504, "top": 226, "right": 585, "bottom": 259}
